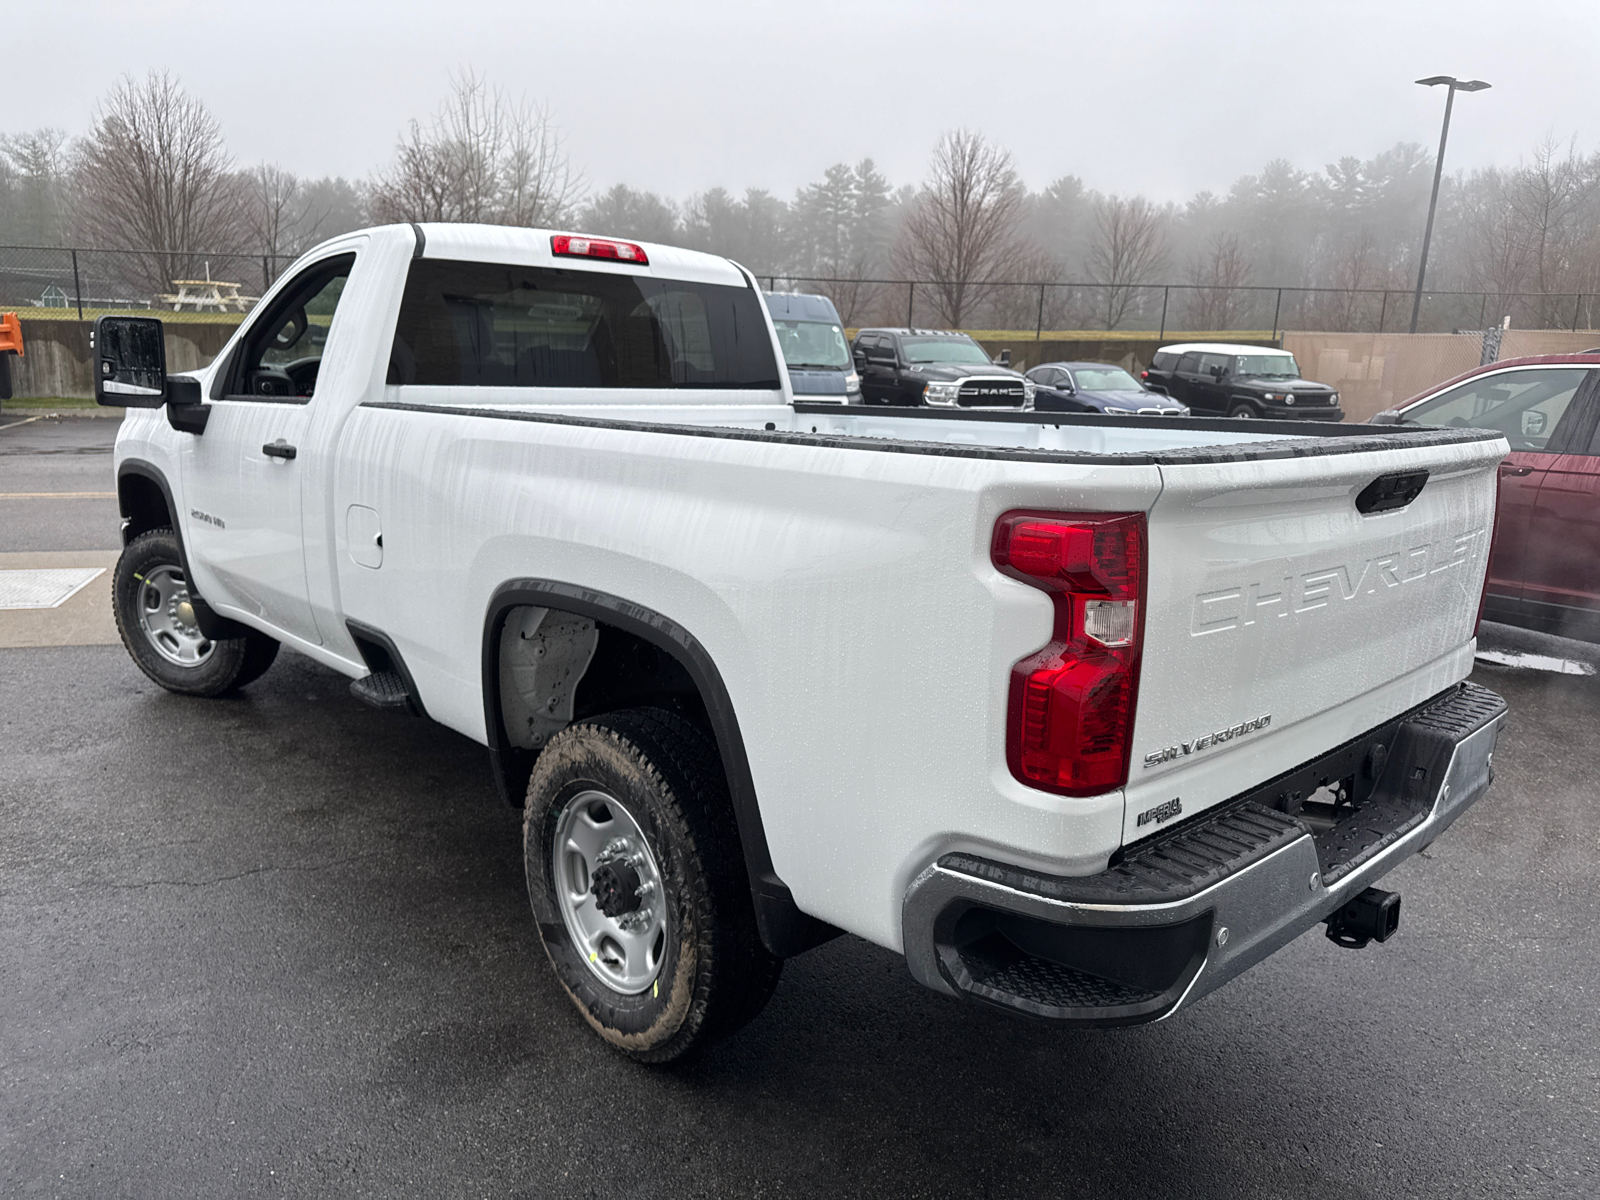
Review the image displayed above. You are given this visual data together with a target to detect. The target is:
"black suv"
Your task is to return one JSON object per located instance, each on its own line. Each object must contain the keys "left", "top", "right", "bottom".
{"left": 1143, "top": 343, "right": 1342, "bottom": 420}
{"left": 851, "top": 329, "right": 1032, "bottom": 408}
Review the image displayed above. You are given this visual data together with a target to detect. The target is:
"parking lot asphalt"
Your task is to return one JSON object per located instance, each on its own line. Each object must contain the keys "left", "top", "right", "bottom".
{"left": 2, "top": 418, "right": 1596, "bottom": 1198}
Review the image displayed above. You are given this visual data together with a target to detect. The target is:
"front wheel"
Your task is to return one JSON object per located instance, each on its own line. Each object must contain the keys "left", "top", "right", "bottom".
{"left": 112, "top": 528, "right": 279, "bottom": 696}
{"left": 525, "top": 708, "right": 781, "bottom": 1063}
{"left": 1229, "top": 402, "right": 1257, "bottom": 419}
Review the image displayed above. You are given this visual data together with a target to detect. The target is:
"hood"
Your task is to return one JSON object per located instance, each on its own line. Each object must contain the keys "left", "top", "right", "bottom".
{"left": 911, "top": 363, "right": 1024, "bottom": 383}
{"left": 787, "top": 367, "right": 849, "bottom": 396}
{"left": 1074, "top": 388, "right": 1186, "bottom": 412}
{"left": 1236, "top": 376, "right": 1332, "bottom": 393}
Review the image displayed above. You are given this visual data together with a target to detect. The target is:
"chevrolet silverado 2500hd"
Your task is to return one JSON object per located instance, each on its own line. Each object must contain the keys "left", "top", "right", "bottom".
{"left": 95, "top": 224, "right": 1508, "bottom": 1062}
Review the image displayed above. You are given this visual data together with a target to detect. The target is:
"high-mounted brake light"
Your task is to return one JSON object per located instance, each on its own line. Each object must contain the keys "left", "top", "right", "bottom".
{"left": 992, "top": 511, "right": 1147, "bottom": 796}
{"left": 550, "top": 234, "right": 649, "bottom": 265}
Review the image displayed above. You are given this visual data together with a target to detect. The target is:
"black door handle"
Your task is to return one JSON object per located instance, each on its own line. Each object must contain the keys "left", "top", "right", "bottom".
{"left": 262, "top": 440, "right": 297, "bottom": 460}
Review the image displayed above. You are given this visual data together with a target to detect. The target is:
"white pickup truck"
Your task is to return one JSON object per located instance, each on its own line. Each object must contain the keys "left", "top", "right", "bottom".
{"left": 96, "top": 224, "right": 1508, "bottom": 1062}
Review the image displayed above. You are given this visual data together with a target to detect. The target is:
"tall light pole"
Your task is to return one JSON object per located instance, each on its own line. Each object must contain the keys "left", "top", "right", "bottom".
{"left": 1409, "top": 75, "right": 1491, "bottom": 334}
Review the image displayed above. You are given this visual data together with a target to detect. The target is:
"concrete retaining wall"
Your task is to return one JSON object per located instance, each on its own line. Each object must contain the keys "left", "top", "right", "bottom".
{"left": 1282, "top": 329, "right": 1600, "bottom": 422}
{"left": 6, "top": 316, "right": 238, "bottom": 399}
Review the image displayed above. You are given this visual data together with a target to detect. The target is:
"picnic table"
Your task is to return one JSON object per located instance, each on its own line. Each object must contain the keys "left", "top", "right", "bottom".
{"left": 158, "top": 279, "right": 258, "bottom": 313}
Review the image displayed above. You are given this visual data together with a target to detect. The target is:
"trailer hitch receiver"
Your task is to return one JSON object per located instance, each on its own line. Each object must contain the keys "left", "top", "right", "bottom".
{"left": 1324, "top": 886, "right": 1401, "bottom": 949}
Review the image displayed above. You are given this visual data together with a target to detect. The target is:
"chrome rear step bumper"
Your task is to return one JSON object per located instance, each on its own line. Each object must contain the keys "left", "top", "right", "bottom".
{"left": 901, "top": 682, "right": 1506, "bottom": 1026}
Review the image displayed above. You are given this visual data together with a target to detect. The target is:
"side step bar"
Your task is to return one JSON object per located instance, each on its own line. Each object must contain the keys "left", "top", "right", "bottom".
{"left": 345, "top": 620, "right": 426, "bottom": 718}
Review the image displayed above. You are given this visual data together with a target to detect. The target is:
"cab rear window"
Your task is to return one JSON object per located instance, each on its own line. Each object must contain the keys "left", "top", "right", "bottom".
{"left": 389, "top": 259, "right": 780, "bottom": 390}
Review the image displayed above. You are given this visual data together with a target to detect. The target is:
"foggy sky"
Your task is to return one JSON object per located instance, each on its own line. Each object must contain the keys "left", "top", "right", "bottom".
{"left": 9, "top": 0, "right": 1596, "bottom": 201}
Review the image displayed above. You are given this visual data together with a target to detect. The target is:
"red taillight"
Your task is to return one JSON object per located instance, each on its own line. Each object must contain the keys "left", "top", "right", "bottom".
{"left": 550, "top": 234, "right": 649, "bottom": 265}
{"left": 992, "top": 511, "right": 1146, "bottom": 796}
{"left": 1140, "top": 370, "right": 1149, "bottom": 380}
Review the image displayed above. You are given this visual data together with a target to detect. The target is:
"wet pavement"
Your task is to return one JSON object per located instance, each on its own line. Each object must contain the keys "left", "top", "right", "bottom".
{"left": 2, "top": 418, "right": 1595, "bottom": 1198}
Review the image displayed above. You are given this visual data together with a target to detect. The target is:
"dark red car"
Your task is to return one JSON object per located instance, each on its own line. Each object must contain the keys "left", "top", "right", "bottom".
{"left": 1375, "top": 353, "right": 1600, "bottom": 641}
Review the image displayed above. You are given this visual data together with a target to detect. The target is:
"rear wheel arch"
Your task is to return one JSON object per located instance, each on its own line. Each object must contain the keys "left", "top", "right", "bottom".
{"left": 481, "top": 579, "right": 837, "bottom": 959}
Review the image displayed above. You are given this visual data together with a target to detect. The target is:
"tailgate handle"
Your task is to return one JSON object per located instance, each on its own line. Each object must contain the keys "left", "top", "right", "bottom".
{"left": 1355, "top": 470, "right": 1428, "bottom": 514}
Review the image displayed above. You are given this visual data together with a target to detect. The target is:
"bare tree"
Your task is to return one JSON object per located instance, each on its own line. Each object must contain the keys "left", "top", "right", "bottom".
{"left": 1184, "top": 232, "right": 1251, "bottom": 331}
{"left": 369, "top": 69, "right": 583, "bottom": 228}
{"left": 894, "top": 130, "right": 1031, "bottom": 327}
{"left": 1510, "top": 136, "right": 1596, "bottom": 327}
{"left": 243, "top": 164, "right": 317, "bottom": 261}
{"left": 1087, "top": 195, "right": 1167, "bottom": 329}
{"left": 73, "top": 70, "right": 245, "bottom": 297}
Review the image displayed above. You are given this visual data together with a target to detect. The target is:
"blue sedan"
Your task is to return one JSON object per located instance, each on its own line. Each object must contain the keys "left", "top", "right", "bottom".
{"left": 1025, "top": 362, "right": 1189, "bottom": 415}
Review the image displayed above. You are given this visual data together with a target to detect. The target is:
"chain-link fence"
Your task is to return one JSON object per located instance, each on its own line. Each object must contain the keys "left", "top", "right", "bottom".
{"left": 3, "top": 244, "right": 1596, "bottom": 337}
{"left": 0, "top": 245, "right": 297, "bottom": 319}
{"left": 765, "top": 276, "right": 1600, "bottom": 338}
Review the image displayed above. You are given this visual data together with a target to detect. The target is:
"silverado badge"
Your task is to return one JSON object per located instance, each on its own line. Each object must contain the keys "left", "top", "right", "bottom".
{"left": 1143, "top": 714, "right": 1271, "bottom": 768}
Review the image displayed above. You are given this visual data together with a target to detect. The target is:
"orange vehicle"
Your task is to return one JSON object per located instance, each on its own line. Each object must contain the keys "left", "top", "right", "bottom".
{"left": 0, "top": 311, "right": 23, "bottom": 404}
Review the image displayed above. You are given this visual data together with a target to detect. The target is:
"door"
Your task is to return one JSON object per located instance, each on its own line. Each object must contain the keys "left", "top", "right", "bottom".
{"left": 1396, "top": 365, "right": 1593, "bottom": 604}
{"left": 1170, "top": 352, "right": 1203, "bottom": 408}
{"left": 180, "top": 253, "right": 356, "bottom": 646}
{"left": 1521, "top": 371, "right": 1600, "bottom": 630}
{"left": 1195, "top": 352, "right": 1233, "bottom": 413}
{"left": 857, "top": 336, "right": 895, "bottom": 404}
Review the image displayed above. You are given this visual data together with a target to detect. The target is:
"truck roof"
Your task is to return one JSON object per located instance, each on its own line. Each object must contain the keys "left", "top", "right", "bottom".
{"left": 402, "top": 222, "right": 750, "bottom": 288}
{"left": 763, "top": 292, "right": 842, "bottom": 323}
{"left": 1157, "top": 342, "right": 1293, "bottom": 357}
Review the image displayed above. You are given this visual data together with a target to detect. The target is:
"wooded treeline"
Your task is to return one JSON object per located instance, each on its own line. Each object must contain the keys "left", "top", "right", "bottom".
{"left": 5, "top": 69, "right": 1599, "bottom": 329}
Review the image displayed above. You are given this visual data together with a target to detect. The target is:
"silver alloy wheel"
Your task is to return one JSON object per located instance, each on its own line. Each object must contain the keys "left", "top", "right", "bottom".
{"left": 552, "top": 789, "right": 669, "bottom": 995}
{"left": 136, "top": 564, "right": 214, "bottom": 667}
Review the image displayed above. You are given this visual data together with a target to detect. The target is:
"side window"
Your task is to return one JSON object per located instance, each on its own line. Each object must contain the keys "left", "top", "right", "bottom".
{"left": 1403, "top": 367, "right": 1589, "bottom": 452}
{"left": 1151, "top": 352, "right": 1175, "bottom": 371}
{"left": 1176, "top": 352, "right": 1201, "bottom": 373}
{"left": 1198, "top": 352, "right": 1231, "bottom": 376}
{"left": 223, "top": 253, "right": 355, "bottom": 401}
{"left": 388, "top": 259, "right": 780, "bottom": 391}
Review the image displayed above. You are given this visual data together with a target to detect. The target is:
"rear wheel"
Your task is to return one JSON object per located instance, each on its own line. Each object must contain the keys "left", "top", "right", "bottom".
{"left": 112, "top": 528, "right": 279, "bottom": 696}
{"left": 524, "top": 707, "right": 781, "bottom": 1062}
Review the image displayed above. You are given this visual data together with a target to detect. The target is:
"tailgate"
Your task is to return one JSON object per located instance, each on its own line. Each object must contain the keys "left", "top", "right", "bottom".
{"left": 1122, "top": 433, "right": 1506, "bottom": 845}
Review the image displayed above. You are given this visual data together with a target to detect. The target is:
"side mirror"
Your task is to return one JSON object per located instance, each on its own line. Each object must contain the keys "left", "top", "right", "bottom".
{"left": 93, "top": 316, "right": 168, "bottom": 408}
{"left": 995, "top": 349, "right": 1012, "bottom": 367}
{"left": 1368, "top": 410, "right": 1401, "bottom": 425}
{"left": 1209, "top": 365, "right": 1226, "bottom": 380}
{"left": 1522, "top": 410, "right": 1548, "bottom": 436}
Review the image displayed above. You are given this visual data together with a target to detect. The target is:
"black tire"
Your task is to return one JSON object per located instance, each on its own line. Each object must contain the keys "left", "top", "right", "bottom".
{"left": 1228, "top": 402, "right": 1258, "bottom": 419}
{"left": 112, "top": 527, "right": 280, "bottom": 697}
{"left": 524, "top": 707, "right": 781, "bottom": 1063}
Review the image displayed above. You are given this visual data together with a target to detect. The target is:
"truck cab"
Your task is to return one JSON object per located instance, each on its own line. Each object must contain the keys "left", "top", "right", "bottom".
{"left": 851, "top": 328, "right": 1033, "bottom": 408}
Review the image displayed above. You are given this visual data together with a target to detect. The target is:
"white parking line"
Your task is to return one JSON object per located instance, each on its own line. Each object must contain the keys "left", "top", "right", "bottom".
{"left": 0, "top": 567, "right": 107, "bottom": 610}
